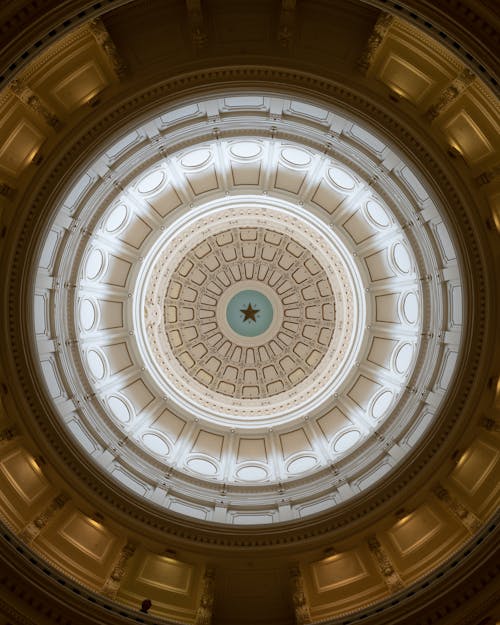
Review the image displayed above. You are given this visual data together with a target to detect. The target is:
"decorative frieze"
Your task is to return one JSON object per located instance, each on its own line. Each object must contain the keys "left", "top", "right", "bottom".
{"left": 0, "top": 426, "right": 17, "bottom": 444}
{"left": 480, "top": 417, "right": 500, "bottom": 431}
{"left": 195, "top": 567, "right": 215, "bottom": 625}
{"left": 10, "top": 79, "right": 60, "bottom": 129}
{"left": 289, "top": 565, "right": 312, "bottom": 625}
{"left": 425, "top": 69, "right": 475, "bottom": 121}
{"left": 367, "top": 535, "right": 403, "bottom": 592}
{"left": 278, "top": 0, "right": 296, "bottom": 48}
{"left": 357, "top": 13, "right": 394, "bottom": 74}
{"left": 433, "top": 484, "right": 482, "bottom": 533}
{"left": 19, "top": 493, "right": 69, "bottom": 542}
{"left": 186, "top": 0, "right": 208, "bottom": 49}
{"left": 0, "top": 183, "right": 15, "bottom": 198}
{"left": 88, "top": 18, "right": 127, "bottom": 78}
{"left": 475, "top": 165, "right": 500, "bottom": 187}
{"left": 102, "top": 541, "right": 137, "bottom": 598}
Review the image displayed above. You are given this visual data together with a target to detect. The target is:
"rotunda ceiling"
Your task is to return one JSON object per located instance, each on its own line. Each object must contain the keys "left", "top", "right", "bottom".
{"left": 0, "top": 3, "right": 498, "bottom": 624}
{"left": 33, "top": 94, "right": 463, "bottom": 524}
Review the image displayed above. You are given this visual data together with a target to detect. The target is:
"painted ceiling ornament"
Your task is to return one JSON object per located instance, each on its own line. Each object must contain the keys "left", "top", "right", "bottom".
{"left": 144, "top": 209, "right": 354, "bottom": 417}
{"left": 240, "top": 303, "right": 259, "bottom": 323}
{"left": 226, "top": 289, "right": 274, "bottom": 338}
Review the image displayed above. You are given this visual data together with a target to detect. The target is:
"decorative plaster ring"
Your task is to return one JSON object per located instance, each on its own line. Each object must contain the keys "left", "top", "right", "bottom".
{"left": 139, "top": 199, "right": 359, "bottom": 426}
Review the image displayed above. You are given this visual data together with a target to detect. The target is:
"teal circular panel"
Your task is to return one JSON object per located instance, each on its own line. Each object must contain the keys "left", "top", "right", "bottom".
{"left": 226, "top": 290, "right": 274, "bottom": 337}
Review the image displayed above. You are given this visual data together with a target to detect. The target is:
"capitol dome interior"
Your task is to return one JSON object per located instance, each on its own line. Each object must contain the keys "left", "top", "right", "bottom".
{"left": 0, "top": 1, "right": 498, "bottom": 624}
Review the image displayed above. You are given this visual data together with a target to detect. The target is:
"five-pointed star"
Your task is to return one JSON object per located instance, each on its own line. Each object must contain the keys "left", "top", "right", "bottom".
{"left": 240, "top": 303, "right": 260, "bottom": 323}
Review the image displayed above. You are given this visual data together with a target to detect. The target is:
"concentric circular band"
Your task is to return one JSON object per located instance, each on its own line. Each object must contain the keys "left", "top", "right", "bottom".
{"left": 139, "top": 200, "right": 359, "bottom": 425}
{"left": 31, "top": 94, "right": 462, "bottom": 523}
